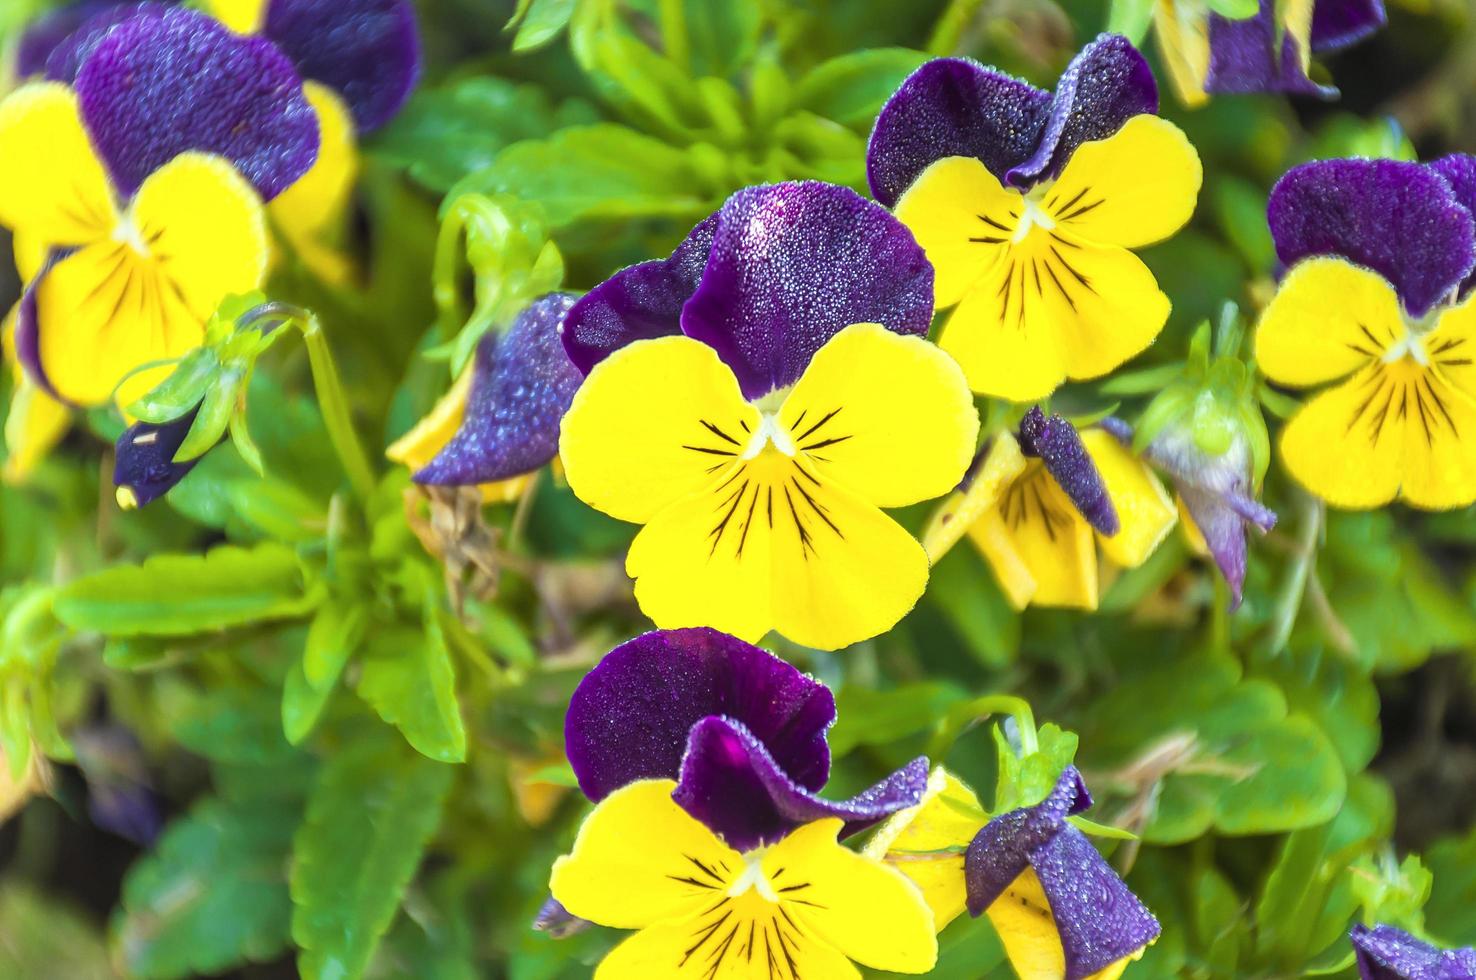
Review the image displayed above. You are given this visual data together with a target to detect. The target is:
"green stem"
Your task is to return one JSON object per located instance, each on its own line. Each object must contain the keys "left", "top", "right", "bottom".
{"left": 299, "top": 314, "right": 377, "bottom": 503}
{"left": 927, "top": 0, "right": 986, "bottom": 55}
{"left": 1267, "top": 492, "right": 1322, "bottom": 655}
{"left": 658, "top": 0, "right": 690, "bottom": 73}
{"left": 926, "top": 694, "right": 1038, "bottom": 762}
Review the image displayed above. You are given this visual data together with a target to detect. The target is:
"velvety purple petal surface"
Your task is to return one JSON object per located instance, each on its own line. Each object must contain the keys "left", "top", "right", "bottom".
{"left": 74, "top": 7, "right": 318, "bottom": 200}
{"left": 1005, "top": 34, "right": 1157, "bottom": 189}
{"left": 1202, "top": 0, "right": 1331, "bottom": 99}
{"left": 965, "top": 766, "right": 1092, "bottom": 915}
{"left": 680, "top": 181, "right": 934, "bottom": 400}
{"left": 865, "top": 57, "right": 1052, "bottom": 206}
{"left": 673, "top": 716, "right": 929, "bottom": 851}
{"left": 262, "top": 0, "right": 419, "bottom": 132}
{"left": 1018, "top": 408, "right": 1118, "bottom": 536}
{"left": 1033, "top": 827, "right": 1162, "bottom": 979}
{"left": 1430, "top": 154, "right": 1476, "bottom": 299}
{"left": 1351, "top": 924, "right": 1476, "bottom": 980}
{"left": 563, "top": 628, "right": 835, "bottom": 803}
{"left": 559, "top": 214, "right": 717, "bottom": 375}
{"left": 416, "top": 293, "right": 581, "bottom": 486}
{"left": 113, "top": 406, "right": 204, "bottom": 507}
{"left": 1311, "top": 0, "right": 1387, "bottom": 51}
{"left": 1268, "top": 159, "right": 1476, "bottom": 318}
{"left": 16, "top": 0, "right": 129, "bottom": 79}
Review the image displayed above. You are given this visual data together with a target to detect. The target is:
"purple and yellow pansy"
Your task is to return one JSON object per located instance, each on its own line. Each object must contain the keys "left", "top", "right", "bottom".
{"left": 386, "top": 293, "right": 583, "bottom": 503}
{"left": 556, "top": 181, "right": 980, "bottom": 651}
{"left": 924, "top": 409, "right": 1177, "bottom": 611}
{"left": 549, "top": 628, "right": 938, "bottom": 978}
{"left": 1255, "top": 157, "right": 1476, "bottom": 510}
{"left": 867, "top": 767, "right": 1160, "bottom": 980}
{"left": 867, "top": 35, "right": 1202, "bottom": 402}
{"left": 1153, "top": 0, "right": 1386, "bottom": 107}
{"left": 1350, "top": 924, "right": 1476, "bottom": 979}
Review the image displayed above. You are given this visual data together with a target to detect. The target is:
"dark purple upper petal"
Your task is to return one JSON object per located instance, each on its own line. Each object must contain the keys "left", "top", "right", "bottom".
{"left": 559, "top": 214, "right": 718, "bottom": 375}
{"left": 563, "top": 628, "right": 835, "bottom": 804}
{"left": 1203, "top": 0, "right": 1332, "bottom": 100}
{"left": 1351, "top": 924, "right": 1476, "bottom": 980}
{"left": 1430, "top": 155, "right": 1476, "bottom": 300}
{"left": 113, "top": 406, "right": 204, "bottom": 508}
{"left": 1268, "top": 159, "right": 1476, "bottom": 318}
{"left": 680, "top": 181, "right": 934, "bottom": 400}
{"left": 673, "top": 716, "right": 929, "bottom": 852}
{"left": 262, "top": 0, "right": 420, "bottom": 132}
{"left": 965, "top": 766, "right": 1092, "bottom": 915}
{"left": 1018, "top": 408, "right": 1119, "bottom": 536}
{"left": 865, "top": 57, "right": 1053, "bottom": 207}
{"left": 415, "top": 294, "right": 582, "bottom": 487}
{"left": 1311, "top": 0, "right": 1387, "bottom": 52}
{"left": 15, "top": 1, "right": 131, "bottom": 79}
{"left": 1005, "top": 34, "right": 1157, "bottom": 189}
{"left": 74, "top": 7, "right": 319, "bottom": 200}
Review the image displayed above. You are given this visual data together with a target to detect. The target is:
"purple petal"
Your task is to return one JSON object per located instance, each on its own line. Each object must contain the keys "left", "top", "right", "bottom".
{"left": 965, "top": 766, "right": 1092, "bottom": 915}
{"left": 680, "top": 181, "right": 934, "bottom": 400}
{"left": 113, "top": 406, "right": 204, "bottom": 508}
{"left": 563, "top": 628, "right": 834, "bottom": 804}
{"left": 559, "top": 214, "right": 718, "bottom": 375}
{"left": 674, "top": 716, "right": 929, "bottom": 851}
{"left": 532, "top": 897, "right": 592, "bottom": 939}
{"left": 1430, "top": 154, "right": 1476, "bottom": 300}
{"left": 415, "top": 293, "right": 582, "bottom": 486}
{"left": 13, "top": 250, "right": 70, "bottom": 402}
{"left": 1351, "top": 924, "right": 1476, "bottom": 980}
{"left": 1180, "top": 485, "right": 1250, "bottom": 608}
{"left": 1203, "top": 0, "right": 1332, "bottom": 99}
{"left": 15, "top": 1, "right": 131, "bottom": 80}
{"left": 262, "top": 0, "right": 420, "bottom": 133}
{"left": 865, "top": 57, "right": 1052, "bottom": 207}
{"left": 1031, "top": 828, "right": 1162, "bottom": 979}
{"left": 1268, "top": 159, "right": 1476, "bottom": 318}
{"left": 1310, "top": 0, "right": 1387, "bottom": 52}
{"left": 1018, "top": 408, "right": 1119, "bottom": 536}
{"left": 1005, "top": 34, "right": 1157, "bottom": 190}
{"left": 74, "top": 7, "right": 319, "bottom": 200}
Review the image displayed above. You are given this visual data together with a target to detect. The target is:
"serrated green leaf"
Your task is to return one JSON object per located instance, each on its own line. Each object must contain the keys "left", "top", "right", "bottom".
{"left": 357, "top": 619, "right": 467, "bottom": 764}
{"left": 54, "top": 544, "right": 320, "bottom": 636}
{"left": 291, "top": 736, "right": 454, "bottom": 980}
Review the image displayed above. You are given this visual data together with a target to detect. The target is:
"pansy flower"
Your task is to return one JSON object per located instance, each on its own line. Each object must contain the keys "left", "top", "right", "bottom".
{"left": 557, "top": 181, "right": 979, "bottom": 651}
{"left": 867, "top": 767, "right": 1160, "bottom": 980}
{"left": 1153, "top": 0, "right": 1386, "bottom": 107}
{"left": 0, "top": 7, "right": 317, "bottom": 420}
{"left": 550, "top": 628, "right": 937, "bottom": 978}
{"left": 1350, "top": 924, "right": 1476, "bottom": 979}
{"left": 387, "top": 293, "right": 581, "bottom": 503}
{"left": 867, "top": 35, "right": 1202, "bottom": 402}
{"left": 1255, "top": 158, "right": 1476, "bottom": 510}
{"left": 923, "top": 409, "right": 1177, "bottom": 611}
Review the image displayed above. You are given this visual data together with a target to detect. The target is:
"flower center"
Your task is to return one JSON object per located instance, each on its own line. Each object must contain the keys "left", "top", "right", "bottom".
{"left": 1383, "top": 324, "right": 1430, "bottom": 366}
{"left": 742, "top": 412, "right": 796, "bottom": 459}
{"left": 725, "top": 851, "right": 779, "bottom": 902}
{"left": 111, "top": 215, "right": 151, "bottom": 258}
{"left": 1012, "top": 194, "right": 1057, "bottom": 244}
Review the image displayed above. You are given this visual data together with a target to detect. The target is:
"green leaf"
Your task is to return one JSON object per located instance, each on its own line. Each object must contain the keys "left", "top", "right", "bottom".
{"left": 113, "top": 797, "right": 297, "bottom": 979}
{"left": 54, "top": 544, "right": 320, "bottom": 636}
{"left": 283, "top": 656, "right": 337, "bottom": 746}
{"left": 829, "top": 681, "right": 965, "bottom": 756}
{"left": 794, "top": 48, "right": 928, "bottom": 129}
{"left": 292, "top": 735, "right": 455, "bottom": 980}
{"left": 126, "top": 347, "right": 221, "bottom": 424}
{"left": 682, "top": 0, "right": 762, "bottom": 78}
{"left": 510, "top": 0, "right": 576, "bottom": 50}
{"left": 925, "top": 545, "right": 1020, "bottom": 668}
{"left": 1425, "top": 827, "right": 1476, "bottom": 946}
{"left": 0, "top": 884, "right": 113, "bottom": 980}
{"left": 170, "top": 683, "right": 298, "bottom": 767}
{"left": 1206, "top": 0, "right": 1260, "bottom": 17}
{"left": 304, "top": 601, "right": 369, "bottom": 689}
{"left": 357, "top": 620, "right": 467, "bottom": 764}
{"left": 1106, "top": 0, "right": 1156, "bottom": 42}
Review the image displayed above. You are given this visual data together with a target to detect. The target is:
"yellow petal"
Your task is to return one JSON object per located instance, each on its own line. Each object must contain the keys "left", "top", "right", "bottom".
{"left": 1282, "top": 0, "right": 1317, "bottom": 73}
{"left": 764, "top": 819, "right": 938, "bottom": 974}
{"left": 1391, "top": 364, "right": 1476, "bottom": 510}
{"left": 1082, "top": 430, "right": 1177, "bottom": 568}
{"left": 865, "top": 767, "right": 986, "bottom": 932}
{"left": 0, "top": 82, "right": 116, "bottom": 243}
{"left": 777, "top": 323, "right": 979, "bottom": 508}
{"left": 1279, "top": 366, "right": 1403, "bottom": 509}
{"left": 921, "top": 432, "right": 1028, "bottom": 562}
{"left": 560, "top": 336, "right": 761, "bottom": 524}
{"left": 939, "top": 247, "right": 1068, "bottom": 402}
{"left": 3, "top": 376, "right": 71, "bottom": 483}
{"left": 271, "top": 82, "right": 358, "bottom": 246}
{"left": 978, "top": 463, "right": 1098, "bottom": 610}
{"left": 549, "top": 779, "right": 741, "bottom": 931}
{"left": 386, "top": 367, "right": 474, "bottom": 471}
{"left": 1152, "top": 0, "right": 1211, "bottom": 107}
{"left": 1254, "top": 257, "right": 1402, "bottom": 388}
{"left": 1177, "top": 494, "right": 1210, "bottom": 556}
{"left": 985, "top": 868, "right": 1068, "bottom": 980}
{"left": 1046, "top": 238, "right": 1171, "bottom": 385}
{"left": 1044, "top": 114, "right": 1202, "bottom": 249}
{"left": 1427, "top": 294, "right": 1476, "bottom": 401}
{"left": 202, "top": 0, "right": 268, "bottom": 32}
{"left": 12, "top": 228, "right": 48, "bottom": 284}
{"left": 626, "top": 453, "right": 931, "bottom": 649}
{"left": 893, "top": 155, "right": 1017, "bottom": 308}
{"left": 967, "top": 507, "right": 1039, "bottom": 610}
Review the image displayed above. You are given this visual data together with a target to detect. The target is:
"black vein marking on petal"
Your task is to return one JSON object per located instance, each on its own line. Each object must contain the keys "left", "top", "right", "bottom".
{"left": 1050, "top": 245, "right": 1093, "bottom": 291}
{"left": 737, "top": 488, "right": 760, "bottom": 558}
{"left": 1413, "top": 377, "right": 1435, "bottom": 445}
{"left": 681, "top": 909, "right": 733, "bottom": 967}
{"left": 667, "top": 874, "right": 719, "bottom": 889}
{"left": 978, "top": 213, "right": 1010, "bottom": 232}
{"left": 791, "top": 476, "right": 842, "bottom": 539}
{"left": 1367, "top": 379, "right": 1399, "bottom": 445}
{"left": 1358, "top": 324, "right": 1382, "bottom": 350}
{"left": 743, "top": 920, "right": 756, "bottom": 962}
{"left": 1432, "top": 336, "right": 1468, "bottom": 355}
{"left": 704, "top": 920, "right": 742, "bottom": 980}
{"left": 1060, "top": 197, "right": 1105, "bottom": 222}
{"left": 1397, "top": 384, "right": 1410, "bottom": 422}
{"left": 1031, "top": 257, "right": 1043, "bottom": 296}
{"left": 778, "top": 883, "right": 811, "bottom": 893}
{"left": 701, "top": 420, "right": 742, "bottom": 446}
{"left": 688, "top": 855, "right": 726, "bottom": 885}
{"left": 739, "top": 418, "right": 751, "bottom": 432}
{"left": 765, "top": 486, "right": 775, "bottom": 529}
{"left": 784, "top": 486, "right": 815, "bottom": 559}
{"left": 773, "top": 917, "right": 803, "bottom": 980}
{"left": 710, "top": 481, "right": 749, "bottom": 555}
{"left": 684, "top": 444, "right": 737, "bottom": 456}
{"left": 1052, "top": 186, "right": 1090, "bottom": 215}
{"left": 764, "top": 924, "right": 781, "bottom": 980}
{"left": 1032, "top": 482, "right": 1057, "bottom": 542}
{"left": 970, "top": 235, "right": 1006, "bottom": 244}
{"left": 794, "top": 407, "right": 841, "bottom": 442}
{"left": 1421, "top": 374, "right": 1459, "bottom": 437}
{"left": 1345, "top": 343, "right": 1379, "bottom": 357}
{"left": 1043, "top": 259, "right": 1074, "bottom": 313}
{"left": 1048, "top": 231, "right": 1082, "bottom": 249}
{"left": 802, "top": 434, "right": 853, "bottom": 453}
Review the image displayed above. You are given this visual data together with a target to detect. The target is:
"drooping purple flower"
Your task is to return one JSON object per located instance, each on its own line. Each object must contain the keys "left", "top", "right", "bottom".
{"left": 1268, "top": 159, "right": 1476, "bottom": 319}
{"left": 564, "top": 628, "right": 929, "bottom": 852}
{"left": 1207, "top": 0, "right": 1385, "bottom": 100}
{"left": 415, "top": 293, "right": 582, "bottom": 487}
{"left": 560, "top": 181, "right": 935, "bottom": 401}
{"left": 965, "top": 767, "right": 1161, "bottom": 980}
{"left": 1351, "top": 924, "right": 1476, "bottom": 979}
{"left": 865, "top": 34, "right": 1157, "bottom": 206}
{"left": 1017, "top": 407, "right": 1119, "bottom": 535}
{"left": 113, "top": 406, "right": 203, "bottom": 509}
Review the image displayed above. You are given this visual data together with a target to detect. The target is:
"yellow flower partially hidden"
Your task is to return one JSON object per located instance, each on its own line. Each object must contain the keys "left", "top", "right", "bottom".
{"left": 559, "top": 323, "right": 980, "bottom": 650}
{"left": 550, "top": 779, "right": 938, "bottom": 979}
{"left": 895, "top": 115, "right": 1201, "bottom": 402}
{"left": 1256, "top": 257, "right": 1476, "bottom": 510}
{"left": 923, "top": 430, "right": 1177, "bottom": 610}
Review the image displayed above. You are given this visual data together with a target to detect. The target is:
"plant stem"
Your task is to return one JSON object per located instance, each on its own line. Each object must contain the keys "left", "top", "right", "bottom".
{"left": 299, "top": 314, "right": 377, "bottom": 503}
{"left": 927, "top": 694, "right": 1038, "bottom": 762}
{"left": 1266, "top": 491, "right": 1322, "bottom": 655}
